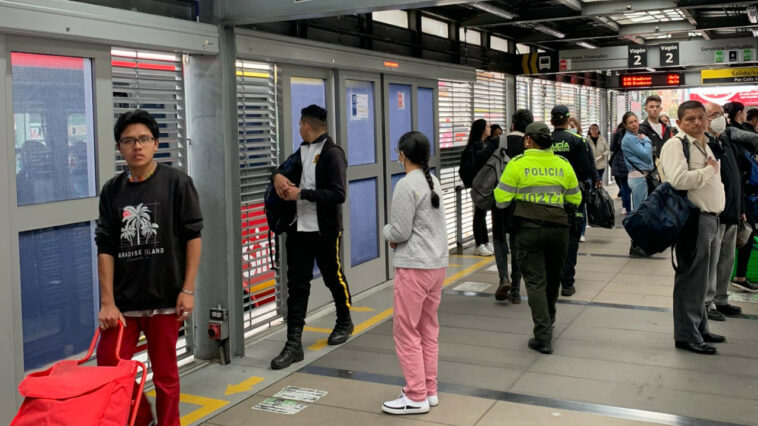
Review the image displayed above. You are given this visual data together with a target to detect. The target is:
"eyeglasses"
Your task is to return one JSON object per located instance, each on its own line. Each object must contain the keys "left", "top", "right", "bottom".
{"left": 707, "top": 112, "right": 724, "bottom": 120}
{"left": 119, "top": 135, "right": 155, "bottom": 147}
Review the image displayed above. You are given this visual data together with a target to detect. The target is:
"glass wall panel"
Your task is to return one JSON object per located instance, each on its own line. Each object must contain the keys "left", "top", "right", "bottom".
{"left": 418, "top": 87, "right": 435, "bottom": 157}
{"left": 349, "top": 178, "right": 378, "bottom": 266}
{"left": 290, "top": 77, "right": 326, "bottom": 152}
{"left": 346, "top": 80, "right": 376, "bottom": 166}
{"left": 12, "top": 52, "right": 96, "bottom": 206}
{"left": 388, "top": 84, "right": 412, "bottom": 161}
{"left": 20, "top": 221, "right": 97, "bottom": 370}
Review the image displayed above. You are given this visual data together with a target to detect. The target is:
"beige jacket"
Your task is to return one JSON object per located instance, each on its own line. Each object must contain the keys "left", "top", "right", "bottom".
{"left": 659, "top": 132, "right": 725, "bottom": 214}
{"left": 588, "top": 135, "right": 608, "bottom": 170}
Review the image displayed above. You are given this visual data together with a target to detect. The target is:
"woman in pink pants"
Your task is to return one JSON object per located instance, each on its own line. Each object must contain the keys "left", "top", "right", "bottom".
{"left": 382, "top": 131, "right": 448, "bottom": 415}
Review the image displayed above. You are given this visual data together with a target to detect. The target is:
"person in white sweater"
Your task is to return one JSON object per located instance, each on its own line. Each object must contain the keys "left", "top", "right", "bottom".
{"left": 381, "top": 131, "right": 448, "bottom": 415}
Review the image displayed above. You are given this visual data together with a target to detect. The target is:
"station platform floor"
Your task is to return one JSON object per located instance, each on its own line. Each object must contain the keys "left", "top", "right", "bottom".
{"left": 167, "top": 195, "right": 758, "bottom": 426}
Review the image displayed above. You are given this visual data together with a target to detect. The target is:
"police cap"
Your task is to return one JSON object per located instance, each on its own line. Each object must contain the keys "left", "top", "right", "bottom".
{"left": 524, "top": 122, "right": 551, "bottom": 139}
{"left": 551, "top": 105, "right": 570, "bottom": 119}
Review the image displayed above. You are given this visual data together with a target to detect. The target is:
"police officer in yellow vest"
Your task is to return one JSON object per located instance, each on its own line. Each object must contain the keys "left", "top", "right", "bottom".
{"left": 494, "top": 122, "right": 582, "bottom": 354}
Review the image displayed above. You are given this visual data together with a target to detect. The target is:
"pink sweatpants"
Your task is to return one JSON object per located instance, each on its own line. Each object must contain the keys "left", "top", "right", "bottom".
{"left": 393, "top": 267, "right": 446, "bottom": 402}
{"left": 97, "top": 314, "right": 181, "bottom": 426}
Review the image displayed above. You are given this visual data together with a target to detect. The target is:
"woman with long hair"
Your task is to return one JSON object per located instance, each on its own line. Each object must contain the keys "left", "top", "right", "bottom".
{"left": 466, "top": 118, "right": 493, "bottom": 256}
{"left": 724, "top": 101, "right": 752, "bottom": 132}
{"left": 620, "top": 111, "right": 653, "bottom": 257}
{"left": 382, "top": 131, "right": 448, "bottom": 415}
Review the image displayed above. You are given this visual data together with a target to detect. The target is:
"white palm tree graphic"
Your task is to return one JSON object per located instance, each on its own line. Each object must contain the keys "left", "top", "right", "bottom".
{"left": 121, "top": 203, "right": 159, "bottom": 245}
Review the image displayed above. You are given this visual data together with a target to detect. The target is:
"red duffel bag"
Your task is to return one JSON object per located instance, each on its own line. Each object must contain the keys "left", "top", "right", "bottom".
{"left": 11, "top": 322, "right": 146, "bottom": 426}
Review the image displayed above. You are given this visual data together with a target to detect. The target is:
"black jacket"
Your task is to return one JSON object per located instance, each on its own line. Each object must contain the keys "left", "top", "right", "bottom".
{"left": 505, "top": 131, "right": 525, "bottom": 159}
{"left": 708, "top": 133, "right": 743, "bottom": 224}
{"left": 551, "top": 128, "right": 594, "bottom": 182}
{"left": 273, "top": 134, "right": 347, "bottom": 236}
{"left": 638, "top": 119, "right": 671, "bottom": 159}
{"left": 610, "top": 130, "right": 629, "bottom": 177}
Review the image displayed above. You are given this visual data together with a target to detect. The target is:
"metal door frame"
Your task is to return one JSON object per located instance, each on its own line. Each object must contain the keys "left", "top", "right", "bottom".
{"left": 335, "top": 70, "right": 387, "bottom": 290}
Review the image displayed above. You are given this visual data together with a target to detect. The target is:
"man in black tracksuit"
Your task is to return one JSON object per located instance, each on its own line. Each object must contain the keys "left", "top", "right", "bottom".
{"left": 550, "top": 105, "right": 599, "bottom": 297}
{"left": 270, "top": 104, "right": 353, "bottom": 370}
{"left": 639, "top": 95, "right": 672, "bottom": 160}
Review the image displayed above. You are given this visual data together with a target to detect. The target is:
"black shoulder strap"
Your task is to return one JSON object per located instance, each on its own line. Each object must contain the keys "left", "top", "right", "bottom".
{"left": 676, "top": 136, "right": 690, "bottom": 165}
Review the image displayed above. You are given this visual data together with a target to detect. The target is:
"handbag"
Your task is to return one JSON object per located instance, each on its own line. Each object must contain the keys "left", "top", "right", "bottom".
{"left": 737, "top": 221, "right": 754, "bottom": 248}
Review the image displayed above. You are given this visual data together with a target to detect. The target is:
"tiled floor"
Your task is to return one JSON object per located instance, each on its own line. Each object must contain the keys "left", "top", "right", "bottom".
{"left": 179, "top": 195, "right": 758, "bottom": 426}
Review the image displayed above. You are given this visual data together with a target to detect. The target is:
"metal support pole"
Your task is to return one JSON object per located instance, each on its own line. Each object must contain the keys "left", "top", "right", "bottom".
{"left": 455, "top": 185, "right": 463, "bottom": 254}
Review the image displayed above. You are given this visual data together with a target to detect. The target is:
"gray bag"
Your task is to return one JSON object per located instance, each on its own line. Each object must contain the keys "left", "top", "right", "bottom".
{"left": 470, "top": 147, "right": 510, "bottom": 211}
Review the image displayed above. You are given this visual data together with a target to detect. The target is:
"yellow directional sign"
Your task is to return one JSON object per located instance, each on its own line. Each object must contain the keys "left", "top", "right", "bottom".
{"left": 225, "top": 376, "right": 265, "bottom": 396}
{"left": 520, "top": 53, "right": 556, "bottom": 75}
{"left": 701, "top": 67, "right": 758, "bottom": 84}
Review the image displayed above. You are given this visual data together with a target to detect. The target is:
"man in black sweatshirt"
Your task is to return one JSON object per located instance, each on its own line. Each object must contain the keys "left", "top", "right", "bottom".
{"left": 95, "top": 109, "right": 203, "bottom": 426}
{"left": 270, "top": 105, "right": 353, "bottom": 370}
{"left": 639, "top": 95, "right": 672, "bottom": 159}
{"left": 550, "top": 105, "right": 600, "bottom": 297}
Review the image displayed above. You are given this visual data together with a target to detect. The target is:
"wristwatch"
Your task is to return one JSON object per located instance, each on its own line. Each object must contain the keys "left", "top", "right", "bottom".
{"left": 181, "top": 289, "right": 195, "bottom": 295}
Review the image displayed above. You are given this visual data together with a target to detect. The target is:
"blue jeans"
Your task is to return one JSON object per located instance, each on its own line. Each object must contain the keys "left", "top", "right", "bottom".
{"left": 628, "top": 177, "right": 648, "bottom": 213}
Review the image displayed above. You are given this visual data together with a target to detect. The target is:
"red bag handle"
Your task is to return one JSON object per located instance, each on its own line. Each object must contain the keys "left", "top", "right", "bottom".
{"left": 78, "top": 321, "right": 148, "bottom": 426}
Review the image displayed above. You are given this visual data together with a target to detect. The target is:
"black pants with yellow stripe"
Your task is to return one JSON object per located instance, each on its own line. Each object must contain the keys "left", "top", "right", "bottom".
{"left": 285, "top": 230, "right": 352, "bottom": 330}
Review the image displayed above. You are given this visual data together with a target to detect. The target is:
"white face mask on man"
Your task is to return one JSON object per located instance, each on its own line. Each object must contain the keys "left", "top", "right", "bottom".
{"left": 710, "top": 114, "right": 727, "bottom": 135}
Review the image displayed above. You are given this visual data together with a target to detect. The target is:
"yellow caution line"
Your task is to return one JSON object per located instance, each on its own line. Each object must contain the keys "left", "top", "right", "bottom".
{"left": 307, "top": 258, "right": 492, "bottom": 351}
{"left": 451, "top": 254, "right": 494, "bottom": 259}
{"left": 248, "top": 279, "right": 275, "bottom": 294}
{"left": 350, "top": 306, "right": 375, "bottom": 312}
{"left": 146, "top": 390, "right": 229, "bottom": 426}
{"left": 448, "top": 263, "right": 463, "bottom": 268}
{"left": 303, "top": 326, "right": 333, "bottom": 334}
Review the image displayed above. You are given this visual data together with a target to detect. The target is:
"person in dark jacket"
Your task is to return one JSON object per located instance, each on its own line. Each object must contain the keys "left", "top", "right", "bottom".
{"left": 96, "top": 109, "right": 203, "bottom": 426}
{"left": 491, "top": 109, "right": 533, "bottom": 304}
{"left": 724, "top": 102, "right": 753, "bottom": 132}
{"left": 465, "top": 119, "right": 494, "bottom": 256}
{"left": 270, "top": 105, "right": 354, "bottom": 370}
{"left": 550, "top": 105, "right": 599, "bottom": 297}
{"left": 704, "top": 102, "right": 745, "bottom": 321}
{"left": 639, "top": 95, "right": 672, "bottom": 159}
{"left": 745, "top": 109, "right": 758, "bottom": 133}
{"left": 610, "top": 129, "right": 632, "bottom": 214}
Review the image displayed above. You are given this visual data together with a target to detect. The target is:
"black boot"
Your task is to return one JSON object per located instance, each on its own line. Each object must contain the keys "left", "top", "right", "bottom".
{"left": 328, "top": 317, "right": 354, "bottom": 346}
{"left": 271, "top": 327, "right": 304, "bottom": 370}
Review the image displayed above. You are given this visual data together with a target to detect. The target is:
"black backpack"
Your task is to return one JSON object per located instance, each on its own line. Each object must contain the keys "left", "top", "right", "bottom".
{"left": 263, "top": 152, "right": 302, "bottom": 270}
{"left": 458, "top": 144, "right": 476, "bottom": 188}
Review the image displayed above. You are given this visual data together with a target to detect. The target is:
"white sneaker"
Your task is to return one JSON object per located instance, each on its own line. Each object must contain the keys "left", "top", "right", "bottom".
{"left": 485, "top": 242, "right": 494, "bottom": 252}
{"left": 428, "top": 394, "right": 439, "bottom": 407}
{"left": 473, "top": 245, "right": 493, "bottom": 256}
{"left": 382, "top": 393, "right": 430, "bottom": 415}
{"left": 580, "top": 235, "right": 586, "bottom": 242}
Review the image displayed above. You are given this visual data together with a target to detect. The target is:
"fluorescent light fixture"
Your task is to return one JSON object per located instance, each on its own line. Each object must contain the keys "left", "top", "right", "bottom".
{"left": 534, "top": 24, "right": 566, "bottom": 39}
{"left": 472, "top": 2, "right": 516, "bottom": 20}
{"left": 576, "top": 41, "right": 597, "bottom": 49}
{"left": 752, "top": 28, "right": 758, "bottom": 37}
{"left": 646, "top": 67, "right": 656, "bottom": 72}
{"left": 748, "top": 5, "right": 758, "bottom": 24}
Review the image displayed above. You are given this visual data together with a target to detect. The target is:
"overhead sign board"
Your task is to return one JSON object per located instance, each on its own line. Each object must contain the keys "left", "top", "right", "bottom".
{"left": 701, "top": 67, "right": 758, "bottom": 85}
{"left": 520, "top": 52, "right": 558, "bottom": 74}
{"left": 628, "top": 46, "right": 648, "bottom": 68}
{"left": 659, "top": 43, "right": 679, "bottom": 66}
{"left": 620, "top": 73, "right": 682, "bottom": 88}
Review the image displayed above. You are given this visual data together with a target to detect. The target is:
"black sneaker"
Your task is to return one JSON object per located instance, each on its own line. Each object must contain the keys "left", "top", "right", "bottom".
{"left": 716, "top": 304, "right": 742, "bottom": 317}
{"left": 327, "top": 320, "right": 354, "bottom": 345}
{"left": 561, "top": 286, "right": 576, "bottom": 297}
{"left": 495, "top": 280, "right": 511, "bottom": 301}
{"left": 528, "top": 338, "right": 553, "bottom": 354}
{"left": 731, "top": 279, "right": 758, "bottom": 293}
{"left": 629, "top": 245, "right": 648, "bottom": 257}
{"left": 706, "top": 308, "right": 726, "bottom": 321}
{"left": 510, "top": 293, "right": 522, "bottom": 304}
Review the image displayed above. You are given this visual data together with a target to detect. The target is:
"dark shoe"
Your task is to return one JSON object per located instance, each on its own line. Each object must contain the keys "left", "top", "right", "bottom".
{"left": 716, "top": 304, "right": 742, "bottom": 317}
{"left": 528, "top": 338, "right": 553, "bottom": 354}
{"left": 510, "top": 293, "right": 522, "bottom": 304}
{"left": 327, "top": 320, "right": 354, "bottom": 345}
{"left": 495, "top": 280, "right": 511, "bottom": 301}
{"left": 702, "top": 332, "right": 726, "bottom": 343}
{"left": 675, "top": 341, "right": 717, "bottom": 355}
{"left": 561, "top": 286, "right": 576, "bottom": 297}
{"left": 707, "top": 308, "right": 726, "bottom": 321}
{"left": 731, "top": 279, "right": 758, "bottom": 293}
{"left": 629, "top": 245, "right": 648, "bottom": 257}
{"left": 270, "top": 341, "right": 304, "bottom": 369}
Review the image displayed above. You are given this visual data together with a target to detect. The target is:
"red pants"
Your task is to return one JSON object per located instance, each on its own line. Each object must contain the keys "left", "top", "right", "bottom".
{"left": 393, "top": 267, "right": 446, "bottom": 402}
{"left": 97, "top": 314, "right": 181, "bottom": 426}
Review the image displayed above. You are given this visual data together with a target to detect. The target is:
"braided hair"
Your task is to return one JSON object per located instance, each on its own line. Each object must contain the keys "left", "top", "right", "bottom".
{"left": 398, "top": 131, "right": 440, "bottom": 208}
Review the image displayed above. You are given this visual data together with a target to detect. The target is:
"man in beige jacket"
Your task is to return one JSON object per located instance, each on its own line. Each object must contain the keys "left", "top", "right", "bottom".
{"left": 659, "top": 100, "right": 726, "bottom": 355}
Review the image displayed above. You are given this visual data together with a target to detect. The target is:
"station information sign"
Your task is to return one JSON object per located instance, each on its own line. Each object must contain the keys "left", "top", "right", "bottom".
{"left": 620, "top": 73, "right": 683, "bottom": 88}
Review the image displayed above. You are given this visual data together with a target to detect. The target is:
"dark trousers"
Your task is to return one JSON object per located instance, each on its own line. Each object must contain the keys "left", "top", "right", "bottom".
{"left": 492, "top": 209, "right": 522, "bottom": 292}
{"left": 285, "top": 230, "right": 352, "bottom": 330}
{"left": 473, "top": 206, "right": 489, "bottom": 246}
{"left": 736, "top": 229, "right": 757, "bottom": 277}
{"left": 615, "top": 175, "right": 632, "bottom": 212}
{"left": 516, "top": 223, "right": 569, "bottom": 342}
{"left": 561, "top": 201, "right": 584, "bottom": 289}
{"left": 674, "top": 213, "right": 717, "bottom": 344}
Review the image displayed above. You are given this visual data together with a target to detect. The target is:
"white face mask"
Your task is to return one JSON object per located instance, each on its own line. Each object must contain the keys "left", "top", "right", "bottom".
{"left": 710, "top": 115, "right": 727, "bottom": 134}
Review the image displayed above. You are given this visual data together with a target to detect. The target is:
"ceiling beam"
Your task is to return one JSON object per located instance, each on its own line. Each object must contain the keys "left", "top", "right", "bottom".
{"left": 594, "top": 16, "right": 620, "bottom": 32}
{"left": 555, "top": 0, "right": 582, "bottom": 12}
{"left": 582, "top": 0, "right": 677, "bottom": 16}
{"left": 622, "top": 35, "right": 646, "bottom": 45}
{"left": 619, "top": 22, "right": 695, "bottom": 36}
{"left": 220, "top": 0, "right": 473, "bottom": 26}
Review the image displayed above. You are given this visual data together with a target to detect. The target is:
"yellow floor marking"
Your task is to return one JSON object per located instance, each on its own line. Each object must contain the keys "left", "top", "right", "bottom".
{"left": 248, "top": 279, "right": 275, "bottom": 294}
{"left": 307, "top": 258, "right": 492, "bottom": 352}
{"left": 448, "top": 263, "right": 463, "bottom": 268}
{"left": 451, "top": 254, "right": 494, "bottom": 259}
{"left": 308, "top": 308, "right": 394, "bottom": 351}
{"left": 225, "top": 376, "right": 265, "bottom": 396}
{"left": 303, "top": 326, "right": 333, "bottom": 334}
{"left": 146, "top": 390, "right": 229, "bottom": 426}
{"left": 350, "top": 306, "right": 375, "bottom": 312}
